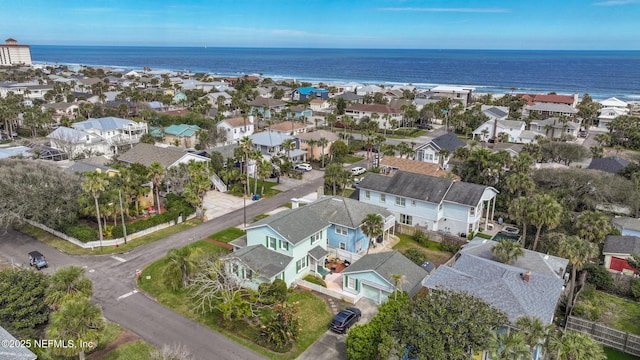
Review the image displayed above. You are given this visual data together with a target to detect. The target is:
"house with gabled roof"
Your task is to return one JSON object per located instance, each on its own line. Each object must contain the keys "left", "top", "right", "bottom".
{"left": 481, "top": 105, "right": 509, "bottom": 121}
{"left": 117, "top": 143, "right": 210, "bottom": 169}
{"left": 424, "top": 238, "right": 568, "bottom": 358}
{"left": 216, "top": 116, "right": 254, "bottom": 144}
{"left": 525, "top": 103, "right": 578, "bottom": 119}
{"left": 587, "top": 156, "right": 630, "bottom": 174}
{"left": 603, "top": 235, "right": 640, "bottom": 275}
{"left": 291, "top": 86, "right": 329, "bottom": 101}
{"left": 249, "top": 97, "right": 287, "bottom": 119}
{"left": 598, "top": 106, "right": 629, "bottom": 128}
{"left": 341, "top": 251, "right": 429, "bottom": 304}
{"left": 472, "top": 119, "right": 530, "bottom": 143}
{"left": 344, "top": 104, "right": 403, "bottom": 129}
{"left": 414, "top": 132, "right": 467, "bottom": 169}
{"left": 358, "top": 171, "right": 498, "bottom": 236}
{"left": 47, "top": 126, "right": 110, "bottom": 158}
{"left": 612, "top": 216, "right": 640, "bottom": 238}
{"left": 226, "top": 196, "right": 394, "bottom": 290}
{"left": 71, "top": 117, "right": 148, "bottom": 149}
{"left": 163, "top": 124, "right": 201, "bottom": 148}
{"left": 248, "top": 130, "right": 306, "bottom": 162}
{"left": 529, "top": 117, "right": 580, "bottom": 139}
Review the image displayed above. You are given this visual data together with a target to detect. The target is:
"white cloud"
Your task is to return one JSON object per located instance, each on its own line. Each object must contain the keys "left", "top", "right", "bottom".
{"left": 377, "top": 7, "right": 510, "bottom": 13}
{"left": 593, "top": 0, "right": 640, "bottom": 5}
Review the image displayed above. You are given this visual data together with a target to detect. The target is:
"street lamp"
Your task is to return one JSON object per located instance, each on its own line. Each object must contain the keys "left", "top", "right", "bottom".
{"left": 241, "top": 179, "right": 247, "bottom": 229}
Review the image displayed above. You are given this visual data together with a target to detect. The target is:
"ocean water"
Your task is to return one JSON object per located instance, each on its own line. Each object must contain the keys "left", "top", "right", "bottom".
{"left": 31, "top": 46, "right": 640, "bottom": 101}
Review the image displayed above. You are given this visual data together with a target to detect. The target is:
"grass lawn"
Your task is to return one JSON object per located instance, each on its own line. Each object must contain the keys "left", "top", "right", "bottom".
{"left": 137, "top": 241, "right": 333, "bottom": 359}
{"left": 17, "top": 219, "right": 202, "bottom": 256}
{"left": 575, "top": 289, "right": 640, "bottom": 335}
{"left": 208, "top": 227, "right": 246, "bottom": 243}
{"left": 343, "top": 155, "right": 364, "bottom": 163}
{"left": 393, "top": 233, "right": 453, "bottom": 266}
{"left": 98, "top": 341, "right": 155, "bottom": 360}
{"left": 605, "top": 347, "right": 640, "bottom": 360}
{"left": 230, "top": 178, "right": 281, "bottom": 198}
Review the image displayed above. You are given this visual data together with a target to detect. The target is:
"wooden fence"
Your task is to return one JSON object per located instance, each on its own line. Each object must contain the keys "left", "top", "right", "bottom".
{"left": 566, "top": 316, "right": 640, "bottom": 356}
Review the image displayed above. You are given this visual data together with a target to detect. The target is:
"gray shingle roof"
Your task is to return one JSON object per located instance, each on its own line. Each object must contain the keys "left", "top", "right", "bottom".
{"left": 483, "top": 106, "right": 509, "bottom": 119}
{"left": 309, "top": 245, "right": 329, "bottom": 260}
{"left": 342, "top": 251, "right": 428, "bottom": 294}
{"left": 0, "top": 325, "right": 37, "bottom": 360}
{"left": 359, "top": 171, "right": 494, "bottom": 206}
{"left": 431, "top": 132, "right": 467, "bottom": 153}
{"left": 612, "top": 217, "right": 640, "bottom": 232}
{"left": 424, "top": 253, "right": 565, "bottom": 324}
{"left": 603, "top": 235, "right": 640, "bottom": 255}
{"left": 587, "top": 156, "right": 630, "bottom": 174}
{"left": 461, "top": 239, "right": 568, "bottom": 279}
{"left": 247, "top": 196, "right": 391, "bottom": 244}
{"left": 223, "top": 245, "right": 293, "bottom": 279}
{"left": 64, "top": 161, "right": 119, "bottom": 175}
{"left": 118, "top": 143, "right": 208, "bottom": 168}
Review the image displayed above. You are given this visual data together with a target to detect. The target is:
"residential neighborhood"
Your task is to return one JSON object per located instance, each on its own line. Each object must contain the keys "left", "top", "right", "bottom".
{"left": 1, "top": 59, "right": 640, "bottom": 360}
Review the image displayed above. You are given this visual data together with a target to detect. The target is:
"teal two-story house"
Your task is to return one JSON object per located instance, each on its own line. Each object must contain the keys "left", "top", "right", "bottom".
{"left": 225, "top": 196, "right": 394, "bottom": 289}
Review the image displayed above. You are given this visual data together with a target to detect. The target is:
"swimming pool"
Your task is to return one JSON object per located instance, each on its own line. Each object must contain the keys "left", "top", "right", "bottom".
{"left": 493, "top": 231, "right": 521, "bottom": 242}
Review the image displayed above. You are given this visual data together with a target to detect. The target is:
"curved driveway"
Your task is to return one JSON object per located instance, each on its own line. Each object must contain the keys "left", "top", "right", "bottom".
{"left": 0, "top": 177, "right": 324, "bottom": 360}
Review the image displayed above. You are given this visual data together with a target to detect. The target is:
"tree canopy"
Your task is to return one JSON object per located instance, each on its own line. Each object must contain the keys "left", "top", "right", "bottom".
{"left": 0, "top": 268, "right": 51, "bottom": 339}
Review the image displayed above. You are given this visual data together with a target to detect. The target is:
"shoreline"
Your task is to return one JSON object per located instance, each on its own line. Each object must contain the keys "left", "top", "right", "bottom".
{"left": 31, "top": 59, "right": 640, "bottom": 102}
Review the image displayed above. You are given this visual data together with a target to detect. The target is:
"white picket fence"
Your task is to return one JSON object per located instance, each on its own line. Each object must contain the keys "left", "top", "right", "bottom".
{"left": 25, "top": 213, "right": 196, "bottom": 249}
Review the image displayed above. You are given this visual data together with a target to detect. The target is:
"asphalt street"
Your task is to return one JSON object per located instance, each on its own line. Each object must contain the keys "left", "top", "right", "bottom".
{"left": 0, "top": 176, "right": 325, "bottom": 360}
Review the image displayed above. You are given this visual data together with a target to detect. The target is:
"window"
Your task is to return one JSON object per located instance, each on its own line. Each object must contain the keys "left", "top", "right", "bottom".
{"left": 279, "top": 239, "right": 289, "bottom": 251}
{"left": 296, "top": 257, "right": 307, "bottom": 273}
{"left": 380, "top": 194, "right": 386, "bottom": 203}
{"left": 400, "top": 214, "right": 413, "bottom": 225}
{"left": 340, "top": 242, "right": 346, "bottom": 250}
{"left": 411, "top": 200, "right": 416, "bottom": 207}
{"left": 470, "top": 207, "right": 475, "bottom": 216}
{"left": 346, "top": 276, "right": 358, "bottom": 290}
{"left": 310, "top": 231, "right": 322, "bottom": 244}
{"left": 365, "top": 190, "right": 370, "bottom": 199}
{"left": 335, "top": 226, "right": 348, "bottom": 236}
{"left": 245, "top": 269, "right": 253, "bottom": 280}
{"left": 266, "top": 236, "right": 277, "bottom": 250}
{"left": 395, "top": 197, "right": 406, "bottom": 207}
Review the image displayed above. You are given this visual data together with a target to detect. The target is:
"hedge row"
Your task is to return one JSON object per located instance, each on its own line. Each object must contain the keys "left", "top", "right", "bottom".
{"left": 111, "top": 194, "right": 194, "bottom": 238}
{"left": 62, "top": 224, "right": 99, "bottom": 243}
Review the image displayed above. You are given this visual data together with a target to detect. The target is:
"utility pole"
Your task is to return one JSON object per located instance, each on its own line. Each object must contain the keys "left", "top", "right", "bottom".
{"left": 118, "top": 190, "right": 128, "bottom": 244}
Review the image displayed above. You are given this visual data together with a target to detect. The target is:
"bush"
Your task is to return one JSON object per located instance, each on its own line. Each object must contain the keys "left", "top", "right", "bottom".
{"left": 584, "top": 263, "right": 614, "bottom": 291}
{"left": 63, "top": 224, "right": 99, "bottom": 242}
{"left": 403, "top": 248, "right": 429, "bottom": 266}
{"left": 631, "top": 279, "right": 640, "bottom": 300}
{"left": 609, "top": 273, "right": 633, "bottom": 298}
{"left": 259, "top": 279, "right": 288, "bottom": 305}
{"left": 303, "top": 275, "right": 326, "bottom": 288}
{"left": 441, "top": 236, "right": 465, "bottom": 253}
{"left": 112, "top": 194, "right": 194, "bottom": 238}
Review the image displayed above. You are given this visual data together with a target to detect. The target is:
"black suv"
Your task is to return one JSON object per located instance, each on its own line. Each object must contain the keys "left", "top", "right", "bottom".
{"left": 329, "top": 307, "right": 361, "bottom": 334}
{"left": 28, "top": 251, "right": 48, "bottom": 270}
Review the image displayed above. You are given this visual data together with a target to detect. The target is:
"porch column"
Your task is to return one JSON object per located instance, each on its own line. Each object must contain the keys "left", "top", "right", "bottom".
{"left": 491, "top": 196, "right": 496, "bottom": 221}
{"left": 485, "top": 200, "right": 490, "bottom": 229}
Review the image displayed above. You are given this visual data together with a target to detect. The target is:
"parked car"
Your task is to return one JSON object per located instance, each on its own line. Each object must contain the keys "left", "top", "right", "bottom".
{"left": 294, "top": 163, "right": 312, "bottom": 172}
{"left": 329, "top": 307, "right": 361, "bottom": 334}
{"left": 417, "top": 123, "right": 433, "bottom": 130}
{"left": 351, "top": 166, "right": 366, "bottom": 175}
{"left": 28, "top": 251, "right": 48, "bottom": 270}
{"left": 579, "top": 130, "right": 589, "bottom": 138}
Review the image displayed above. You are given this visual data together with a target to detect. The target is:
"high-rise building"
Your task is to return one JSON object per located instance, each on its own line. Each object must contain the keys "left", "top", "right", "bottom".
{"left": 0, "top": 38, "right": 32, "bottom": 66}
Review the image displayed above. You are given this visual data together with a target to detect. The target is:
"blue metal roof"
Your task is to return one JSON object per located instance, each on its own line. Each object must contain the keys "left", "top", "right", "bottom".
{"left": 296, "top": 87, "right": 328, "bottom": 95}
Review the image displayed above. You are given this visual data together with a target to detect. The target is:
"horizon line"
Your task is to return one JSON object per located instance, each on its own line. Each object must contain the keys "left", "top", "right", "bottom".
{"left": 29, "top": 44, "right": 640, "bottom": 52}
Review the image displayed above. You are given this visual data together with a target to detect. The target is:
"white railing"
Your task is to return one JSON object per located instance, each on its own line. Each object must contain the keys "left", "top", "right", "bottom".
{"left": 328, "top": 248, "right": 362, "bottom": 263}
{"left": 210, "top": 173, "right": 227, "bottom": 193}
{"left": 294, "top": 279, "right": 358, "bottom": 304}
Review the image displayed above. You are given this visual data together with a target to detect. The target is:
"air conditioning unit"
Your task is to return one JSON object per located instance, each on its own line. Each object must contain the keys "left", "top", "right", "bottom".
{"left": 486, "top": 223, "right": 494, "bottom": 230}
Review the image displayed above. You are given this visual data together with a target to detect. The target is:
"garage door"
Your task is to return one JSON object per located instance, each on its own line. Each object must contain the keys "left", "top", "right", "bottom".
{"left": 362, "top": 284, "right": 381, "bottom": 304}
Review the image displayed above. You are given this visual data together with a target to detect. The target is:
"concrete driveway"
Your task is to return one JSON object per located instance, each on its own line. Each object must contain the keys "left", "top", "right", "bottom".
{"left": 297, "top": 298, "right": 379, "bottom": 360}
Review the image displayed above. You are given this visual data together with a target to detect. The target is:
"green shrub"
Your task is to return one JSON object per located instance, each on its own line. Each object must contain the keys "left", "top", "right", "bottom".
{"left": 259, "top": 279, "right": 288, "bottom": 305}
{"left": 584, "top": 263, "right": 614, "bottom": 291}
{"left": 63, "top": 224, "right": 98, "bottom": 242}
{"left": 112, "top": 194, "right": 194, "bottom": 238}
{"left": 403, "top": 248, "right": 429, "bottom": 266}
{"left": 441, "top": 237, "right": 465, "bottom": 253}
{"left": 303, "top": 276, "right": 326, "bottom": 287}
{"left": 413, "top": 230, "right": 427, "bottom": 245}
{"left": 631, "top": 279, "right": 640, "bottom": 300}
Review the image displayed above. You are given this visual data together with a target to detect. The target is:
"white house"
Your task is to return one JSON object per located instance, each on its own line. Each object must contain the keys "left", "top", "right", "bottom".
{"left": 358, "top": 171, "right": 499, "bottom": 236}
{"left": 344, "top": 104, "right": 403, "bottom": 129}
{"left": 598, "top": 107, "right": 629, "bottom": 128}
{"left": 414, "top": 132, "right": 466, "bottom": 169}
{"left": 430, "top": 85, "right": 475, "bottom": 107}
{"left": 472, "top": 119, "right": 527, "bottom": 143}
{"left": 216, "top": 116, "right": 255, "bottom": 144}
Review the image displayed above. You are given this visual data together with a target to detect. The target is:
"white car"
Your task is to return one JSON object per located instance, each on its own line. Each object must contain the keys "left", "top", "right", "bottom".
{"left": 351, "top": 166, "right": 366, "bottom": 175}
{"left": 294, "top": 163, "right": 312, "bottom": 172}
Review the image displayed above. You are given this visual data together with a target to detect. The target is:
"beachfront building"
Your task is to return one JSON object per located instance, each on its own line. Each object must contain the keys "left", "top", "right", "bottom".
{"left": 597, "top": 97, "right": 629, "bottom": 128}
{"left": 344, "top": 104, "right": 403, "bottom": 129}
{"left": 472, "top": 119, "right": 535, "bottom": 143}
{"left": 0, "top": 38, "right": 32, "bottom": 66}
{"left": 0, "top": 82, "right": 53, "bottom": 100}
{"left": 529, "top": 117, "right": 580, "bottom": 139}
{"left": 429, "top": 85, "right": 475, "bottom": 107}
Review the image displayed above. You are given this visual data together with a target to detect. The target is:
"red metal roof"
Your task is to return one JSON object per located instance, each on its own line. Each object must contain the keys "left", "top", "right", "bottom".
{"left": 609, "top": 256, "right": 637, "bottom": 273}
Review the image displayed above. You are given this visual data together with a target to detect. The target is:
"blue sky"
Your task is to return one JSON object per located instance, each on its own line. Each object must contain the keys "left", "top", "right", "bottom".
{"left": 3, "top": 0, "right": 640, "bottom": 49}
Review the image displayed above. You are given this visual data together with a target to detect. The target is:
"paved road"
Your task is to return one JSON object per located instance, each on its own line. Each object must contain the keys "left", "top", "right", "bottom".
{"left": 0, "top": 176, "right": 324, "bottom": 360}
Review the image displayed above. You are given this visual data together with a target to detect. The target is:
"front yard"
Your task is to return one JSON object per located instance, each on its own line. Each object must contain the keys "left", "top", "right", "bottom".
{"left": 137, "top": 239, "right": 334, "bottom": 359}
{"left": 392, "top": 233, "right": 454, "bottom": 266}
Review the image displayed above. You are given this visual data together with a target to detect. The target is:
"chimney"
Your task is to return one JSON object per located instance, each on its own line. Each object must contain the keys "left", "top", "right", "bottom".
{"left": 522, "top": 270, "right": 531, "bottom": 283}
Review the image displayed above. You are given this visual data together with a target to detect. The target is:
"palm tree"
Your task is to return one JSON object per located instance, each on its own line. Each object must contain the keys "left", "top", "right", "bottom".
{"left": 281, "top": 138, "right": 296, "bottom": 159}
{"left": 341, "top": 115, "right": 355, "bottom": 145}
{"left": 324, "top": 163, "right": 343, "bottom": 196}
{"left": 575, "top": 210, "right": 611, "bottom": 245}
{"left": 82, "top": 172, "right": 108, "bottom": 249}
{"left": 45, "top": 266, "right": 93, "bottom": 310}
{"left": 257, "top": 160, "right": 273, "bottom": 195}
{"left": 547, "top": 330, "right": 606, "bottom": 360}
{"left": 239, "top": 136, "right": 254, "bottom": 195}
{"left": 516, "top": 315, "right": 552, "bottom": 357}
{"left": 163, "top": 246, "right": 204, "bottom": 290}
{"left": 307, "top": 139, "right": 318, "bottom": 161}
{"left": 437, "top": 149, "right": 451, "bottom": 169}
{"left": 558, "top": 236, "right": 598, "bottom": 313}
{"left": 529, "top": 194, "right": 562, "bottom": 251}
{"left": 505, "top": 173, "right": 535, "bottom": 198}
{"left": 148, "top": 162, "right": 166, "bottom": 215}
{"left": 46, "top": 300, "right": 105, "bottom": 360}
{"left": 509, "top": 197, "right": 531, "bottom": 249}
{"left": 492, "top": 240, "right": 525, "bottom": 264}
{"left": 317, "top": 137, "right": 329, "bottom": 168}
{"left": 250, "top": 149, "right": 263, "bottom": 195}
{"left": 489, "top": 331, "right": 530, "bottom": 360}
{"left": 361, "top": 213, "right": 384, "bottom": 254}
